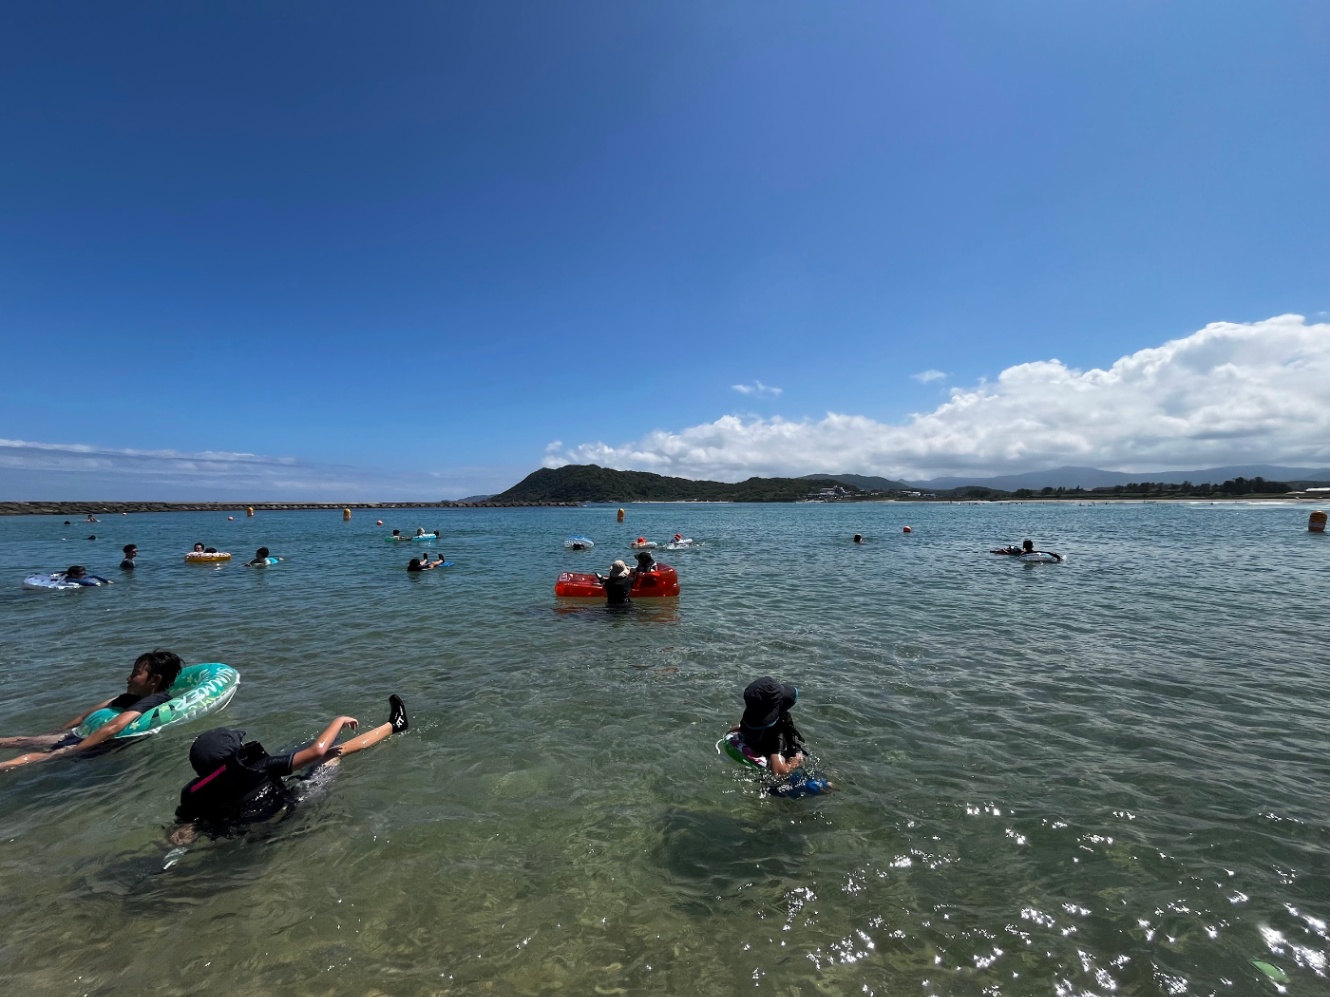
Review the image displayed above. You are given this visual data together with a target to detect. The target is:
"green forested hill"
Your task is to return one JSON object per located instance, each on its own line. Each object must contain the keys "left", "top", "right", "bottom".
{"left": 492, "top": 465, "right": 850, "bottom": 503}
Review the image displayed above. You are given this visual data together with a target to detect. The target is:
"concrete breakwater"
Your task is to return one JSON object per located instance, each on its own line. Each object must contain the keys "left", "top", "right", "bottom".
{"left": 0, "top": 500, "right": 579, "bottom": 516}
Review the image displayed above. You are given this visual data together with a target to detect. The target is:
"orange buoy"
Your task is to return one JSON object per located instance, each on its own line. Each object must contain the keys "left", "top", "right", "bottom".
{"left": 902, "top": 525, "right": 912, "bottom": 534}
{"left": 617, "top": 508, "right": 625, "bottom": 522}
{"left": 343, "top": 507, "right": 352, "bottom": 521}
{"left": 246, "top": 506, "right": 255, "bottom": 517}
{"left": 377, "top": 519, "right": 384, "bottom": 526}
{"left": 1310, "top": 510, "right": 1328, "bottom": 533}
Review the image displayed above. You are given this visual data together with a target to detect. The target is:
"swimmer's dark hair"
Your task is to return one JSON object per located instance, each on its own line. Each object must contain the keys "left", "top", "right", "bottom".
{"left": 134, "top": 649, "right": 183, "bottom": 691}
{"left": 204, "top": 547, "right": 218, "bottom": 554}
{"left": 65, "top": 565, "right": 87, "bottom": 578}
{"left": 256, "top": 547, "right": 270, "bottom": 558}
{"left": 122, "top": 544, "right": 137, "bottom": 556}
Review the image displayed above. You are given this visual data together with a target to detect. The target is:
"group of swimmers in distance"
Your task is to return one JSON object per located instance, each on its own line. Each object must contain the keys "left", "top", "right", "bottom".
{"left": 850, "top": 532, "right": 1063, "bottom": 561}
{"left": 0, "top": 647, "right": 411, "bottom": 840}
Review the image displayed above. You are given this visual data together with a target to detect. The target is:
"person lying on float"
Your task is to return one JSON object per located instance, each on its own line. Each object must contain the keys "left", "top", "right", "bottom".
{"left": 0, "top": 650, "right": 183, "bottom": 772}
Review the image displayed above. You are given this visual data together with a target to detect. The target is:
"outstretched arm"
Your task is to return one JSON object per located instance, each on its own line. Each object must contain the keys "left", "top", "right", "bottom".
{"left": 290, "top": 716, "right": 359, "bottom": 770}
{"left": 0, "top": 708, "right": 143, "bottom": 770}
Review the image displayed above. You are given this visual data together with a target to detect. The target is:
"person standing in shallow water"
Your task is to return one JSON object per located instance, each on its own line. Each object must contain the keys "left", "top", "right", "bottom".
{"left": 596, "top": 560, "right": 634, "bottom": 606}
{"left": 120, "top": 544, "right": 138, "bottom": 570}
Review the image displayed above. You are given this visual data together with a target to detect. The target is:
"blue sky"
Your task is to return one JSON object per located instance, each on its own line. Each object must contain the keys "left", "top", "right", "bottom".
{"left": 2, "top": 3, "right": 1328, "bottom": 499}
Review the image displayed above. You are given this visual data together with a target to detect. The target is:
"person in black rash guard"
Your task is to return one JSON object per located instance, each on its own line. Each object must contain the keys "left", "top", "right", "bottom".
{"left": 632, "top": 550, "right": 657, "bottom": 575}
{"left": 120, "top": 544, "right": 138, "bottom": 570}
{"left": 170, "top": 696, "right": 409, "bottom": 843}
{"left": 596, "top": 560, "right": 634, "bottom": 606}
{"left": 0, "top": 650, "right": 183, "bottom": 772}
{"left": 729, "top": 676, "right": 831, "bottom": 796}
{"left": 732, "top": 677, "right": 806, "bottom": 775}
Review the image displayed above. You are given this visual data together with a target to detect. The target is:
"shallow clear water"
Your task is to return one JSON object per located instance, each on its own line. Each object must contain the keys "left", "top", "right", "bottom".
{"left": 1, "top": 502, "right": 1327, "bottom": 995}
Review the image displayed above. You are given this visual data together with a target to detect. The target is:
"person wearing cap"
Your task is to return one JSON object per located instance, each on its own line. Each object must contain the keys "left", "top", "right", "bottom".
{"left": 732, "top": 677, "right": 806, "bottom": 777}
{"left": 171, "top": 695, "right": 410, "bottom": 842}
{"left": 0, "top": 650, "right": 183, "bottom": 771}
{"left": 595, "top": 560, "right": 634, "bottom": 606}
{"left": 120, "top": 544, "right": 138, "bottom": 570}
{"left": 632, "top": 549, "right": 657, "bottom": 576}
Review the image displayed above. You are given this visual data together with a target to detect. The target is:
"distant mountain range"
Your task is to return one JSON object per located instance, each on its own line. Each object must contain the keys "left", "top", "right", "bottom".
{"left": 485, "top": 463, "right": 1330, "bottom": 505}
{"left": 807, "top": 464, "right": 1330, "bottom": 491}
{"left": 494, "top": 465, "right": 844, "bottom": 503}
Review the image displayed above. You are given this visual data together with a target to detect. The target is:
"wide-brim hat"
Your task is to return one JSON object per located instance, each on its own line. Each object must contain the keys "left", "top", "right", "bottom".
{"left": 742, "top": 676, "right": 798, "bottom": 729}
{"left": 188, "top": 727, "right": 245, "bottom": 775}
{"left": 609, "top": 560, "right": 630, "bottom": 577}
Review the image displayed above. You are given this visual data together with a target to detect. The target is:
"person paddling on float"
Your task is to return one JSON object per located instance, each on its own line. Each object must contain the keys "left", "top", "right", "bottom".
{"left": 0, "top": 650, "right": 183, "bottom": 772}
{"left": 727, "top": 677, "right": 831, "bottom": 795}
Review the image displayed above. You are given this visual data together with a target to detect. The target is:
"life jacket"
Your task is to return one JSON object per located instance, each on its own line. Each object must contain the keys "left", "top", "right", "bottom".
{"left": 176, "top": 743, "right": 287, "bottom": 824}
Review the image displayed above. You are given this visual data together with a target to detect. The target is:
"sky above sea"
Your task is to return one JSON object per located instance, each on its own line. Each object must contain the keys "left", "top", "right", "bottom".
{"left": 1, "top": 3, "right": 1328, "bottom": 500}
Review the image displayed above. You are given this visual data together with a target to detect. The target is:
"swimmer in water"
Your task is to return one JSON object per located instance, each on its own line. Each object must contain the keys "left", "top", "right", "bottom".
{"left": 727, "top": 676, "right": 831, "bottom": 796}
{"left": 170, "top": 696, "right": 409, "bottom": 843}
{"left": 0, "top": 651, "right": 183, "bottom": 772}
{"left": 595, "top": 560, "right": 634, "bottom": 606}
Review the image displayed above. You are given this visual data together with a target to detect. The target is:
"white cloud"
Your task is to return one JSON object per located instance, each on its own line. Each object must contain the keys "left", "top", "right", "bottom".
{"left": 0, "top": 439, "right": 517, "bottom": 501}
{"left": 731, "top": 380, "right": 783, "bottom": 397}
{"left": 911, "top": 369, "right": 948, "bottom": 383}
{"left": 545, "top": 315, "right": 1330, "bottom": 480}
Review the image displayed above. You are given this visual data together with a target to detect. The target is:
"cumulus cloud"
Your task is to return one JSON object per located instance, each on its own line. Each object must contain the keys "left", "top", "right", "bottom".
{"left": 0, "top": 439, "right": 516, "bottom": 501}
{"left": 911, "top": 369, "right": 948, "bottom": 383}
{"left": 732, "top": 380, "right": 783, "bottom": 397}
{"left": 545, "top": 315, "right": 1330, "bottom": 480}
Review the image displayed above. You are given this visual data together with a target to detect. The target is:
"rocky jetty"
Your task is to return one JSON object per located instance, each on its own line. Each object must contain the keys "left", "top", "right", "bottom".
{"left": 0, "top": 500, "right": 579, "bottom": 516}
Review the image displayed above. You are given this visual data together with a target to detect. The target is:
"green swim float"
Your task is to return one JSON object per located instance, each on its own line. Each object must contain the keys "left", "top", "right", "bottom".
{"left": 75, "top": 663, "right": 240, "bottom": 741}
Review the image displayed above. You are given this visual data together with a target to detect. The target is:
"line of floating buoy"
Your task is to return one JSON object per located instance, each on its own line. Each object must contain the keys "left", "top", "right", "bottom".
{"left": 1310, "top": 510, "right": 1327, "bottom": 533}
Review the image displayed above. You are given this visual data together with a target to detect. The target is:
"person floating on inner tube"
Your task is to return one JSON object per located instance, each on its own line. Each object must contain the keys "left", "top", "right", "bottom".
{"left": 0, "top": 650, "right": 182, "bottom": 772}
{"left": 729, "top": 677, "right": 830, "bottom": 796}
{"left": 246, "top": 546, "right": 281, "bottom": 566}
{"left": 595, "top": 560, "right": 634, "bottom": 606}
{"left": 991, "top": 539, "right": 1063, "bottom": 561}
{"left": 170, "top": 696, "right": 409, "bottom": 844}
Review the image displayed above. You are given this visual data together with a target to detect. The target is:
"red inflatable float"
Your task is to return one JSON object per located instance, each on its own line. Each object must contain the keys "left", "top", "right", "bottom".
{"left": 555, "top": 564, "right": 681, "bottom": 598}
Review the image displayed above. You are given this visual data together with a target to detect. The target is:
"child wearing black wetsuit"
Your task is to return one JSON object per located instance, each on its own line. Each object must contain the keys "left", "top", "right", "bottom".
{"left": 172, "top": 696, "right": 409, "bottom": 840}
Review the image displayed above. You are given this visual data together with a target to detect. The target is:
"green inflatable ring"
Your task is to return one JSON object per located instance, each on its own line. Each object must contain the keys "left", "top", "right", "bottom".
{"left": 719, "top": 731, "right": 766, "bottom": 770}
{"left": 75, "top": 663, "right": 240, "bottom": 740}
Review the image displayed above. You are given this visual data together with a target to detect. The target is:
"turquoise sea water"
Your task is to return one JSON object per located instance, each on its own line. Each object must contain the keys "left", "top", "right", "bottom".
{"left": 1, "top": 502, "right": 1327, "bottom": 995}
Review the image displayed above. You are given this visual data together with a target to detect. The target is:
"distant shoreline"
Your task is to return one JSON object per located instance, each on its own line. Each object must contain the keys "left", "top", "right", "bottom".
{"left": 1, "top": 494, "right": 1321, "bottom": 517}
{"left": 0, "top": 500, "right": 578, "bottom": 517}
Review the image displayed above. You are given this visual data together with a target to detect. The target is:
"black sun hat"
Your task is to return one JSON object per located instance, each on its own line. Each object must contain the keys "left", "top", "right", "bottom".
{"left": 742, "top": 676, "right": 798, "bottom": 729}
{"left": 188, "top": 727, "right": 246, "bottom": 775}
